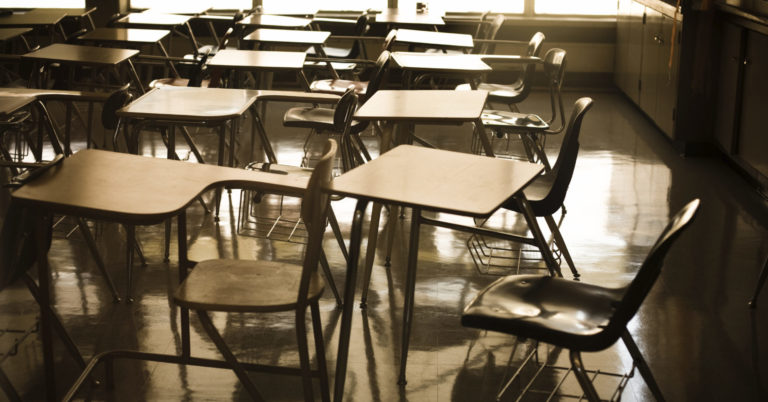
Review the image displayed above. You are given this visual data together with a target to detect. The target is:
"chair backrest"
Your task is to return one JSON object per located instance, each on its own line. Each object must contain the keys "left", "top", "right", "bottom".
{"left": 101, "top": 88, "right": 134, "bottom": 130}
{"left": 383, "top": 29, "right": 397, "bottom": 51}
{"left": 348, "top": 14, "right": 369, "bottom": 58}
{"left": 332, "top": 89, "right": 361, "bottom": 171}
{"left": 473, "top": 11, "right": 491, "bottom": 38}
{"left": 365, "top": 50, "right": 391, "bottom": 101}
{"left": 476, "top": 14, "right": 505, "bottom": 54}
{"left": 218, "top": 27, "right": 235, "bottom": 50}
{"left": 187, "top": 50, "right": 211, "bottom": 87}
{"left": 298, "top": 139, "right": 337, "bottom": 304}
{"left": 533, "top": 97, "right": 592, "bottom": 216}
{"left": 606, "top": 199, "right": 700, "bottom": 338}
{"left": 542, "top": 48, "right": 567, "bottom": 131}
{"left": 527, "top": 32, "right": 546, "bottom": 57}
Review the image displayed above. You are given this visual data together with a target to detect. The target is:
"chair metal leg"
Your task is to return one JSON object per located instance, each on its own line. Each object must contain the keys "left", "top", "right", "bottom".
{"left": 311, "top": 302, "right": 331, "bottom": 402}
{"left": 319, "top": 249, "right": 342, "bottom": 307}
{"left": 570, "top": 350, "right": 601, "bottom": 402}
{"left": 543, "top": 215, "right": 579, "bottom": 278}
{"left": 125, "top": 224, "right": 136, "bottom": 303}
{"left": 749, "top": 255, "right": 768, "bottom": 308}
{"left": 621, "top": 330, "right": 665, "bottom": 401}
{"left": 296, "top": 306, "right": 316, "bottom": 402}
{"left": 164, "top": 219, "right": 171, "bottom": 263}
{"left": 328, "top": 207, "right": 349, "bottom": 262}
{"left": 196, "top": 310, "right": 266, "bottom": 401}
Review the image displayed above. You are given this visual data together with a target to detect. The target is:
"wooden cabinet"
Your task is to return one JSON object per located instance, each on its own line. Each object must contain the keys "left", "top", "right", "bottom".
{"left": 615, "top": 0, "right": 682, "bottom": 139}
{"left": 713, "top": 21, "right": 744, "bottom": 154}
{"left": 736, "top": 29, "right": 768, "bottom": 178}
{"left": 712, "top": 12, "right": 768, "bottom": 189}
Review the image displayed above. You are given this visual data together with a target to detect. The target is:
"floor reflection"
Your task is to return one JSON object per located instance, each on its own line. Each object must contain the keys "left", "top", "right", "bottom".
{"left": 0, "top": 91, "right": 767, "bottom": 400}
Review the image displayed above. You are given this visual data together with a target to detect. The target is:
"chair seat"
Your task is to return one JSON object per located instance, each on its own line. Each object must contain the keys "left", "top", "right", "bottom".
{"left": 307, "top": 45, "right": 353, "bottom": 59}
{"left": 461, "top": 274, "right": 625, "bottom": 352}
{"left": 148, "top": 78, "right": 213, "bottom": 89}
{"left": 304, "top": 61, "right": 357, "bottom": 72}
{"left": 283, "top": 106, "right": 364, "bottom": 132}
{"left": 482, "top": 110, "right": 549, "bottom": 133}
{"left": 309, "top": 79, "right": 368, "bottom": 96}
{"left": 456, "top": 82, "right": 526, "bottom": 103}
{"left": 174, "top": 259, "right": 324, "bottom": 313}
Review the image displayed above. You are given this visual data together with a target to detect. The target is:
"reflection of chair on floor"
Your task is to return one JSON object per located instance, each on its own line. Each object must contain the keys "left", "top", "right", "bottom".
{"left": 174, "top": 139, "right": 338, "bottom": 401}
{"left": 462, "top": 199, "right": 700, "bottom": 402}
{"left": 477, "top": 48, "right": 567, "bottom": 169}
{"left": 239, "top": 90, "right": 363, "bottom": 306}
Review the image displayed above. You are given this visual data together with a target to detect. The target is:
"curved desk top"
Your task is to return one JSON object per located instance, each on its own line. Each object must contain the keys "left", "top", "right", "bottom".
{"left": 118, "top": 87, "right": 260, "bottom": 122}
{"left": 0, "top": 95, "right": 35, "bottom": 116}
{"left": 0, "top": 87, "right": 111, "bottom": 102}
{"left": 208, "top": 49, "right": 307, "bottom": 71}
{"left": 392, "top": 51, "right": 491, "bottom": 73}
{"left": 354, "top": 90, "right": 488, "bottom": 123}
{"left": 12, "top": 149, "right": 308, "bottom": 225}
{"left": 236, "top": 14, "right": 313, "bottom": 29}
{"left": 76, "top": 27, "right": 170, "bottom": 44}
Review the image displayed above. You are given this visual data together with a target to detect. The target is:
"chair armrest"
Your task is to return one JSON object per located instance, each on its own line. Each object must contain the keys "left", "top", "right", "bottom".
{"left": 473, "top": 55, "right": 542, "bottom": 67}
{"left": 312, "top": 17, "right": 358, "bottom": 25}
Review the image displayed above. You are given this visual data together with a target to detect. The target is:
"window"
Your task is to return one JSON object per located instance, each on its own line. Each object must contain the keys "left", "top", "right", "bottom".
{"left": 534, "top": 0, "right": 617, "bottom": 15}
{"left": 129, "top": 0, "right": 253, "bottom": 11}
{"left": 2, "top": 0, "right": 85, "bottom": 7}
{"left": 398, "top": 0, "right": 524, "bottom": 14}
{"left": 260, "top": 0, "right": 387, "bottom": 15}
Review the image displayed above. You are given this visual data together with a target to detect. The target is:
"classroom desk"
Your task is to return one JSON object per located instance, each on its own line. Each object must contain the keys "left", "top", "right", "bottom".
{"left": 393, "top": 28, "right": 474, "bottom": 52}
{"left": 22, "top": 43, "right": 144, "bottom": 93}
{"left": 208, "top": 49, "right": 310, "bottom": 89}
{"left": 329, "top": 144, "right": 555, "bottom": 399}
{"left": 241, "top": 28, "right": 337, "bottom": 78}
{"left": 391, "top": 51, "right": 491, "bottom": 88}
{"left": 355, "top": 89, "right": 494, "bottom": 155}
{"left": 0, "top": 11, "right": 66, "bottom": 42}
{"left": 113, "top": 12, "right": 199, "bottom": 52}
{"left": 75, "top": 27, "right": 178, "bottom": 77}
{"left": 0, "top": 94, "right": 34, "bottom": 116}
{"left": 236, "top": 14, "right": 313, "bottom": 30}
{"left": 372, "top": 8, "right": 445, "bottom": 28}
{"left": 0, "top": 87, "right": 112, "bottom": 154}
{"left": 0, "top": 27, "right": 31, "bottom": 43}
{"left": 28, "top": 7, "right": 97, "bottom": 30}
{"left": 12, "top": 149, "right": 310, "bottom": 401}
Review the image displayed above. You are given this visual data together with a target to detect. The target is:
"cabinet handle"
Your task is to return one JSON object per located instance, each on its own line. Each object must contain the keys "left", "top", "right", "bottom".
{"left": 653, "top": 34, "right": 664, "bottom": 45}
{"left": 744, "top": 57, "right": 750, "bottom": 65}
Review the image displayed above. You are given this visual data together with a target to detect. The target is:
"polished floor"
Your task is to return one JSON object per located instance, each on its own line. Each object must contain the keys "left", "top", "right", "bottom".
{"left": 1, "top": 89, "right": 767, "bottom": 401}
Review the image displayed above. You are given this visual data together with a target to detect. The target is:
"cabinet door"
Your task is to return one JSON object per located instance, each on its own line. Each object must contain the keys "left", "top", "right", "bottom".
{"left": 737, "top": 30, "right": 768, "bottom": 178}
{"left": 654, "top": 14, "right": 681, "bottom": 138}
{"left": 640, "top": 7, "right": 662, "bottom": 117}
{"left": 713, "top": 21, "right": 744, "bottom": 154}
{"left": 615, "top": 0, "right": 644, "bottom": 102}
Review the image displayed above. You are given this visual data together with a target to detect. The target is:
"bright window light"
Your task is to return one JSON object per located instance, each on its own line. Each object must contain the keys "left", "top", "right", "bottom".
{"left": 398, "top": 0, "right": 524, "bottom": 14}
{"left": 535, "top": 0, "right": 617, "bottom": 15}
{"left": 129, "top": 0, "right": 252, "bottom": 11}
{"left": 2, "top": 0, "right": 85, "bottom": 7}
{"left": 261, "top": 0, "right": 387, "bottom": 15}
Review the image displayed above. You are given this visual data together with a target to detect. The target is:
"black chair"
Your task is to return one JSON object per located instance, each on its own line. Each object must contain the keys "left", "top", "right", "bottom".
{"left": 478, "top": 48, "right": 567, "bottom": 169}
{"left": 457, "top": 31, "right": 546, "bottom": 109}
{"left": 462, "top": 198, "right": 701, "bottom": 402}
{"left": 308, "top": 48, "right": 391, "bottom": 102}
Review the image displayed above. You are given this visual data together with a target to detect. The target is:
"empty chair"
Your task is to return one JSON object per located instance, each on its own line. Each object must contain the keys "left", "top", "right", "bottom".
{"left": 462, "top": 198, "right": 700, "bottom": 401}
{"left": 457, "top": 31, "right": 546, "bottom": 110}
{"left": 174, "top": 139, "right": 338, "bottom": 401}
{"left": 308, "top": 48, "right": 391, "bottom": 101}
{"left": 478, "top": 48, "right": 567, "bottom": 169}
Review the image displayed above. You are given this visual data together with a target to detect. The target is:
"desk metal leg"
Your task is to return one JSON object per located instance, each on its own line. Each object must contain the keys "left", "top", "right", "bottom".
{"left": 125, "top": 224, "right": 136, "bottom": 303}
{"left": 333, "top": 200, "right": 368, "bottom": 402}
{"left": 177, "top": 210, "right": 191, "bottom": 358}
{"left": 515, "top": 195, "right": 562, "bottom": 277}
{"left": 398, "top": 208, "right": 421, "bottom": 386}
{"left": 360, "top": 203, "right": 383, "bottom": 307}
{"left": 35, "top": 214, "right": 56, "bottom": 401}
